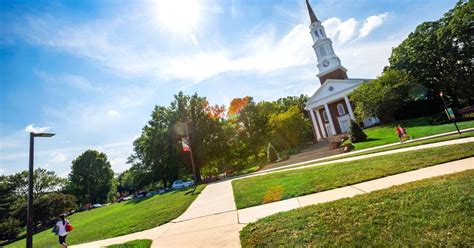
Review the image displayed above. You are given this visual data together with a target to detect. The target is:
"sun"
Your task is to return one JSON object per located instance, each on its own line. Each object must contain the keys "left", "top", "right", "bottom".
{"left": 155, "top": 0, "right": 202, "bottom": 34}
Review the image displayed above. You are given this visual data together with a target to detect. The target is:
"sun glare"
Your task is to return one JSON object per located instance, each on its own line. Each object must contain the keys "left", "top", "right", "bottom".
{"left": 155, "top": 0, "right": 202, "bottom": 34}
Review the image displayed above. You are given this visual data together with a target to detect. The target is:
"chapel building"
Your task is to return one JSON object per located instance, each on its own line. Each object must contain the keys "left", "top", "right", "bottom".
{"left": 304, "top": 0, "right": 379, "bottom": 140}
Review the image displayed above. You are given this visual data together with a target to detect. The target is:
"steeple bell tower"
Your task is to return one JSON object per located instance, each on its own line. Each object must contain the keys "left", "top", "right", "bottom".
{"left": 306, "top": 0, "right": 348, "bottom": 84}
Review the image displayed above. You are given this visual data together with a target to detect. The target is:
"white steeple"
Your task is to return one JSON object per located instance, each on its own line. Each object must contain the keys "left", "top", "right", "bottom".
{"left": 306, "top": 0, "right": 347, "bottom": 78}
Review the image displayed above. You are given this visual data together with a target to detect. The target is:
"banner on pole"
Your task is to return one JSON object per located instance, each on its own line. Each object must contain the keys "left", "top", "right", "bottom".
{"left": 181, "top": 137, "right": 190, "bottom": 152}
{"left": 445, "top": 108, "right": 455, "bottom": 120}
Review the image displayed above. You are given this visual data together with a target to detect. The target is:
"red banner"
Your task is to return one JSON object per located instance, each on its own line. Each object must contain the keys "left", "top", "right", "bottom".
{"left": 181, "top": 137, "right": 190, "bottom": 152}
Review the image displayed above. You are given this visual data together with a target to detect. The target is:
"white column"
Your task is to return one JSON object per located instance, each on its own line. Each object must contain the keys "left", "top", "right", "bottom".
{"left": 315, "top": 108, "right": 327, "bottom": 138}
{"left": 309, "top": 110, "right": 321, "bottom": 140}
{"left": 344, "top": 95, "right": 355, "bottom": 120}
{"left": 324, "top": 103, "right": 336, "bottom": 135}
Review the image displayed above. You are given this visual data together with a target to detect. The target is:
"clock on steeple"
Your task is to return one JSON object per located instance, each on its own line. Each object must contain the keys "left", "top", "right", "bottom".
{"left": 306, "top": 0, "right": 348, "bottom": 85}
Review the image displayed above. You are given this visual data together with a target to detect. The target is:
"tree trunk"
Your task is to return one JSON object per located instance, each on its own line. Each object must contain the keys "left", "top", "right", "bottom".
{"left": 162, "top": 176, "right": 167, "bottom": 189}
{"left": 195, "top": 165, "right": 202, "bottom": 183}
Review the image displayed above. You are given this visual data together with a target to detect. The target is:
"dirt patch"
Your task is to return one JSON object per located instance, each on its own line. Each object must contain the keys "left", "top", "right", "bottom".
{"left": 262, "top": 185, "right": 284, "bottom": 204}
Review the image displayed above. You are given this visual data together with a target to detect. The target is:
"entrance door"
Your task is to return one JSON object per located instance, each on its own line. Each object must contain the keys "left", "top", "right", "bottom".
{"left": 338, "top": 115, "right": 351, "bottom": 133}
{"left": 324, "top": 123, "right": 332, "bottom": 136}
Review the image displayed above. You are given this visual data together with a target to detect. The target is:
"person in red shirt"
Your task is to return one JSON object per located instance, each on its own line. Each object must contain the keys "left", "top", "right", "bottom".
{"left": 396, "top": 124, "right": 404, "bottom": 143}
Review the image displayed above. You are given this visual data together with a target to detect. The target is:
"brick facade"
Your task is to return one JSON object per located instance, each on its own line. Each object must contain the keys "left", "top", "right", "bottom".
{"left": 328, "top": 99, "right": 348, "bottom": 134}
{"left": 319, "top": 68, "right": 348, "bottom": 84}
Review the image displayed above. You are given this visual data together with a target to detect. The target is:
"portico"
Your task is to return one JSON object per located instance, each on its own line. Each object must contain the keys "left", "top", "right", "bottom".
{"left": 306, "top": 79, "right": 367, "bottom": 140}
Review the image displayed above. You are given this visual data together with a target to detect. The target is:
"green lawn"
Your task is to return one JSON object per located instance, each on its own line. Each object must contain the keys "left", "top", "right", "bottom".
{"left": 107, "top": 239, "right": 152, "bottom": 248}
{"left": 240, "top": 170, "right": 474, "bottom": 247}
{"left": 353, "top": 117, "right": 474, "bottom": 150}
{"left": 7, "top": 186, "right": 205, "bottom": 248}
{"left": 232, "top": 142, "right": 474, "bottom": 209}
{"left": 274, "top": 131, "right": 474, "bottom": 172}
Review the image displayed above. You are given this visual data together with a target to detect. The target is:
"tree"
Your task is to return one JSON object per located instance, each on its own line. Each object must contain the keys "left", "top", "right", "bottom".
{"left": 234, "top": 98, "right": 272, "bottom": 160}
{"left": 274, "top": 95, "right": 310, "bottom": 117}
{"left": 7, "top": 168, "right": 65, "bottom": 200}
{"left": 12, "top": 193, "right": 76, "bottom": 229}
{"left": 350, "top": 69, "right": 412, "bottom": 122}
{"left": 69, "top": 150, "right": 114, "bottom": 204}
{"left": 389, "top": 1, "right": 473, "bottom": 106}
{"left": 347, "top": 120, "right": 367, "bottom": 143}
{"left": 128, "top": 105, "right": 180, "bottom": 189}
{"left": 0, "top": 177, "right": 22, "bottom": 240}
{"left": 269, "top": 106, "right": 312, "bottom": 150}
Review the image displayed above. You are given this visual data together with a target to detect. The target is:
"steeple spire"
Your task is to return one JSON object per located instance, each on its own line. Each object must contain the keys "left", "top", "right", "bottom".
{"left": 305, "top": 0, "right": 319, "bottom": 23}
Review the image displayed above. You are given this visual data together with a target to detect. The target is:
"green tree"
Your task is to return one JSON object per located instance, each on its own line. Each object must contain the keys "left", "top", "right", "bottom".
{"left": 0, "top": 176, "right": 22, "bottom": 240}
{"left": 350, "top": 69, "right": 412, "bottom": 122}
{"left": 269, "top": 106, "right": 312, "bottom": 150}
{"left": 170, "top": 92, "right": 227, "bottom": 182}
{"left": 389, "top": 1, "right": 473, "bottom": 105}
{"left": 274, "top": 94, "right": 310, "bottom": 116}
{"left": 6, "top": 168, "right": 65, "bottom": 200}
{"left": 69, "top": 150, "right": 114, "bottom": 204}
{"left": 347, "top": 120, "right": 367, "bottom": 143}
{"left": 128, "top": 105, "right": 179, "bottom": 189}
{"left": 236, "top": 98, "right": 272, "bottom": 160}
{"left": 11, "top": 192, "right": 77, "bottom": 229}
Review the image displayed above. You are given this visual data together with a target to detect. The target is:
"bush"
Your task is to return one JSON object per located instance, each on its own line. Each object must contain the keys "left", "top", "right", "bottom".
{"left": 430, "top": 112, "right": 450, "bottom": 125}
{"left": 348, "top": 120, "right": 367, "bottom": 143}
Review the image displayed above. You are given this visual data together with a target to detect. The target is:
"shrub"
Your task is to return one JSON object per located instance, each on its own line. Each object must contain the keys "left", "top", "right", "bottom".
{"left": 348, "top": 120, "right": 367, "bottom": 143}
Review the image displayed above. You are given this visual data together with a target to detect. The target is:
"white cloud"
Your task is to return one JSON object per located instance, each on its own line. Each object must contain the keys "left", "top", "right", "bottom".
{"left": 359, "top": 13, "right": 389, "bottom": 38}
{"left": 49, "top": 152, "right": 67, "bottom": 163}
{"left": 35, "top": 70, "right": 96, "bottom": 91}
{"left": 323, "top": 13, "right": 389, "bottom": 44}
{"left": 24, "top": 124, "right": 51, "bottom": 133}
{"left": 323, "top": 17, "right": 358, "bottom": 44}
{"left": 107, "top": 109, "right": 119, "bottom": 117}
{"left": 18, "top": 9, "right": 389, "bottom": 85}
{"left": 163, "top": 24, "right": 313, "bottom": 82}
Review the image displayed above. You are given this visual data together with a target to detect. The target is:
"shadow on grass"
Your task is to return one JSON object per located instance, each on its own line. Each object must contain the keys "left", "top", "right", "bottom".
{"left": 123, "top": 188, "right": 200, "bottom": 205}
{"left": 124, "top": 191, "right": 179, "bottom": 205}
{"left": 360, "top": 138, "right": 382, "bottom": 142}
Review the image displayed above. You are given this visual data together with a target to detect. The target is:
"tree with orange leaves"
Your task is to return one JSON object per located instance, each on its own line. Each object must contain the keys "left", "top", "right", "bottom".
{"left": 228, "top": 96, "right": 250, "bottom": 117}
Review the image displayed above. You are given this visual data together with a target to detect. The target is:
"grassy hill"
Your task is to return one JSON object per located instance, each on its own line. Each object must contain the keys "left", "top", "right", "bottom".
{"left": 233, "top": 142, "right": 474, "bottom": 209}
{"left": 353, "top": 117, "right": 474, "bottom": 150}
{"left": 240, "top": 170, "right": 474, "bottom": 247}
{"left": 7, "top": 185, "right": 205, "bottom": 248}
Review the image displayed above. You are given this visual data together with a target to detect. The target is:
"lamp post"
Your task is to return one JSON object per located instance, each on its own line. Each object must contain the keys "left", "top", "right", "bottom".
{"left": 27, "top": 132, "right": 55, "bottom": 248}
{"left": 439, "top": 92, "right": 461, "bottom": 135}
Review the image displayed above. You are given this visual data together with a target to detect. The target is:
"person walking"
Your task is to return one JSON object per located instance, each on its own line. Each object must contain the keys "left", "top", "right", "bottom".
{"left": 55, "top": 214, "right": 70, "bottom": 247}
{"left": 400, "top": 125, "right": 412, "bottom": 141}
{"left": 395, "top": 124, "right": 404, "bottom": 143}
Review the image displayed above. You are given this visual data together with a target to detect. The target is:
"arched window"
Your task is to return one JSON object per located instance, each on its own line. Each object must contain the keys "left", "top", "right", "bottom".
{"left": 337, "top": 103, "right": 345, "bottom": 115}
{"left": 314, "top": 30, "right": 319, "bottom": 38}
{"left": 322, "top": 110, "right": 328, "bottom": 122}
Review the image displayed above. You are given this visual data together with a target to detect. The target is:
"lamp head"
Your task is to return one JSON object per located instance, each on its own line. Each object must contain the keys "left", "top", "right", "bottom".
{"left": 34, "top": 133, "right": 55, "bottom": 137}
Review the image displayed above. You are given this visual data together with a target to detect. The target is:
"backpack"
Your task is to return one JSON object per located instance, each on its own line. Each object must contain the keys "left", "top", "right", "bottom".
{"left": 52, "top": 226, "right": 59, "bottom": 235}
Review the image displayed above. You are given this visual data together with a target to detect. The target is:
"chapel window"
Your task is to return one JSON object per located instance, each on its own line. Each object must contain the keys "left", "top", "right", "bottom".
{"left": 337, "top": 103, "right": 345, "bottom": 115}
{"left": 322, "top": 110, "right": 328, "bottom": 122}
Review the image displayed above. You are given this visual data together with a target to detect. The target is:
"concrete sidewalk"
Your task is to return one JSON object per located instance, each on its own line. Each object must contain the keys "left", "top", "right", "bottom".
{"left": 72, "top": 156, "right": 473, "bottom": 248}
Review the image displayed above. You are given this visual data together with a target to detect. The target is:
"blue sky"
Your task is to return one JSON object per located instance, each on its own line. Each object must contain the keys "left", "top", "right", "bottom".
{"left": 0, "top": 0, "right": 457, "bottom": 176}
